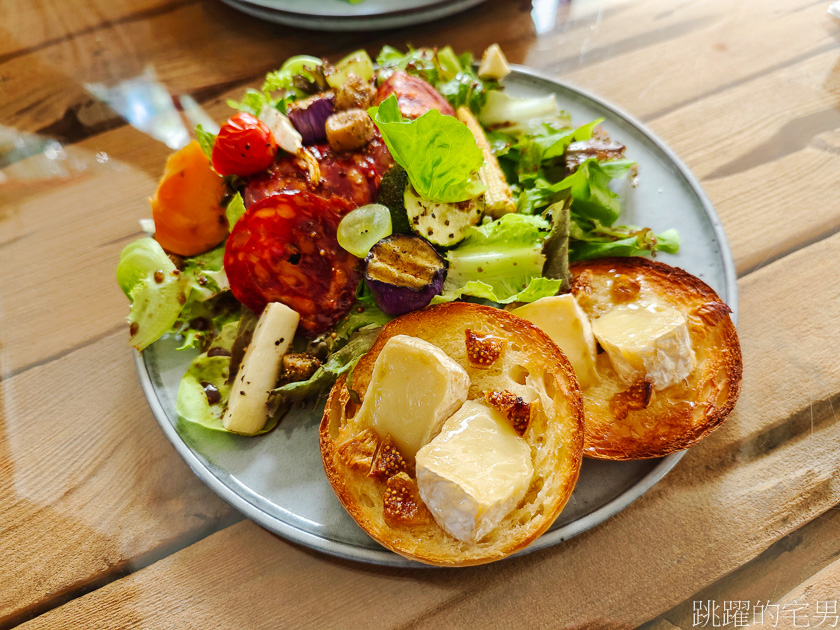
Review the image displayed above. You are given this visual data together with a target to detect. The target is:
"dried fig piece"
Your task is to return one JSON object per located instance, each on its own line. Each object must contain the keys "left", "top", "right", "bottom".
{"left": 465, "top": 329, "right": 504, "bottom": 367}
{"left": 383, "top": 472, "right": 430, "bottom": 526}
{"left": 484, "top": 389, "right": 537, "bottom": 436}
{"left": 337, "top": 429, "right": 379, "bottom": 471}
{"left": 610, "top": 274, "right": 641, "bottom": 303}
{"left": 610, "top": 381, "right": 654, "bottom": 421}
{"left": 369, "top": 435, "right": 407, "bottom": 480}
{"left": 689, "top": 301, "right": 732, "bottom": 335}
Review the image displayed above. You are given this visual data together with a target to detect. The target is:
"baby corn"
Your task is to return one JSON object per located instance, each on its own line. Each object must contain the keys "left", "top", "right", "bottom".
{"left": 457, "top": 106, "right": 517, "bottom": 218}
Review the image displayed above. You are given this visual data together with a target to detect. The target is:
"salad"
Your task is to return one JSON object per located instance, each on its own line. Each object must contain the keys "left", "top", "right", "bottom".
{"left": 116, "top": 43, "right": 678, "bottom": 436}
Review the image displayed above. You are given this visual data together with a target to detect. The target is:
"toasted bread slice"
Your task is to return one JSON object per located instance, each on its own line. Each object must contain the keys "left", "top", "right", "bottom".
{"left": 320, "top": 302, "right": 584, "bottom": 566}
{"left": 569, "top": 257, "right": 742, "bottom": 460}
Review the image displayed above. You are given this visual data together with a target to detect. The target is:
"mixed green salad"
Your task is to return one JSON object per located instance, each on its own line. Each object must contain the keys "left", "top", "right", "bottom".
{"left": 116, "top": 44, "right": 678, "bottom": 436}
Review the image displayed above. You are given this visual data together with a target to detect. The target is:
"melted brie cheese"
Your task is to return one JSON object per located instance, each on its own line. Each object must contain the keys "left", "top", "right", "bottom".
{"left": 415, "top": 400, "right": 534, "bottom": 543}
{"left": 591, "top": 303, "right": 695, "bottom": 390}
{"left": 357, "top": 335, "right": 470, "bottom": 460}
{"left": 512, "top": 295, "right": 598, "bottom": 388}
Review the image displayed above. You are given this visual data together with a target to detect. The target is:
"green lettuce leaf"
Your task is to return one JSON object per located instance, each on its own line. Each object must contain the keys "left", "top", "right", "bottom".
{"left": 175, "top": 322, "right": 280, "bottom": 434}
{"left": 168, "top": 244, "right": 238, "bottom": 350}
{"left": 226, "top": 89, "right": 269, "bottom": 117}
{"left": 432, "top": 277, "right": 562, "bottom": 305}
{"left": 443, "top": 214, "right": 551, "bottom": 302}
{"left": 266, "top": 326, "right": 382, "bottom": 416}
{"left": 368, "top": 95, "right": 486, "bottom": 203}
{"left": 225, "top": 193, "right": 247, "bottom": 231}
{"left": 569, "top": 225, "right": 680, "bottom": 261}
{"left": 195, "top": 124, "right": 216, "bottom": 159}
{"left": 116, "top": 238, "right": 186, "bottom": 351}
{"left": 333, "top": 293, "right": 392, "bottom": 348}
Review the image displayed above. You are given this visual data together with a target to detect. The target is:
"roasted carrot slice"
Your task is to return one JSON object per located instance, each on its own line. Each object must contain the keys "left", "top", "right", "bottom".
{"left": 151, "top": 140, "right": 228, "bottom": 256}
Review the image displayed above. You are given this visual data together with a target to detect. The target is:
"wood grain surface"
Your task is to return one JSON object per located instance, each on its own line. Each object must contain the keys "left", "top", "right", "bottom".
{"left": 2, "top": 0, "right": 839, "bottom": 627}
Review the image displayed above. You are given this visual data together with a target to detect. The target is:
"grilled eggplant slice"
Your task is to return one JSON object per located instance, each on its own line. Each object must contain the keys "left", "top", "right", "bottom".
{"left": 364, "top": 234, "right": 446, "bottom": 316}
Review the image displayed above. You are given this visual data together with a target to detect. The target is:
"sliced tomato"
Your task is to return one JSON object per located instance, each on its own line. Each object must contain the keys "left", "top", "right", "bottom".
{"left": 212, "top": 113, "right": 277, "bottom": 177}
{"left": 224, "top": 190, "right": 361, "bottom": 334}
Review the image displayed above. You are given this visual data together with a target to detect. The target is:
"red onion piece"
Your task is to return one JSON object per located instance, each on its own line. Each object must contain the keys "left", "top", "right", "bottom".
{"left": 287, "top": 93, "right": 335, "bottom": 144}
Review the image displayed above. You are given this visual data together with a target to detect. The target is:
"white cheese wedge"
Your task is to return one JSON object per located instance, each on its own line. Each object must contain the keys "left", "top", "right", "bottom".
{"left": 591, "top": 303, "right": 695, "bottom": 391}
{"left": 258, "top": 105, "right": 302, "bottom": 155}
{"left": 357, "top": 335, "right": 470, "bottom": 460}
{"left": 416, "top": 400, "right": 533, "bottom": 542}
{"left": 223, "top": 302, "right": 299, "bottom": 435}
{"left": 478, "top": 43, "right": 511, "bottom": 80}
{"left": 512, "top": 295, "right": 599, "bottom": 388}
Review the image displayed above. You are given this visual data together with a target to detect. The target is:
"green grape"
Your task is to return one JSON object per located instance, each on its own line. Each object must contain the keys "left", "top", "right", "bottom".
{"left": 326, "top": 50, "right": 374, "bottom": 89}
{"left": 337, "top": 204, "right": 393, "bottom": 258}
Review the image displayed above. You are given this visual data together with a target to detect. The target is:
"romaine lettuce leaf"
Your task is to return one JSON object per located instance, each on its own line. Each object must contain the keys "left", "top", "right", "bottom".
{"left": 116, "top": 238, "right": 187, "bottom": 351}
{"left": 443, "top": 214, "right": 552, "bottom": 302}
{"left": 368, "top": 95, "right": 486, "bottom": 203}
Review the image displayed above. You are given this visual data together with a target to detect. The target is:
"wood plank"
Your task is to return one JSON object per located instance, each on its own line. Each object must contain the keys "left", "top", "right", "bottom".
{"left": 0, "top": 331, "right": 239, "bottom": 626}
{"left": 0, "top": 0, "right": 536, "bottom": 143}
{"left": 555, "top": 0, "right": 833, "bottom": 123}
{"left": 642, "top": 507, "right": 840, "bottom": 628}
{"left": 616, "top": 45, "right": 840, "bottom": 276}
{"left": 0, "top": 0, "right": 190, "bottom": 59}
{"left": 745, "top": 559, "right": 840, "bottom": 629}
{"left": 5, "top": 35, "right": 837, "bottom": 375}
{"left": 18, "top": 223, "right": 840, "bottom": 629}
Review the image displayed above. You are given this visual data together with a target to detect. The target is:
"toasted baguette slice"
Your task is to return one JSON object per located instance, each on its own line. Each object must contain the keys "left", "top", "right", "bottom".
{"left": 320, "top": 302, "right": 584, "bottom": 566}
{"left": 569, "top": 257, "right": 742, "bottom": 460}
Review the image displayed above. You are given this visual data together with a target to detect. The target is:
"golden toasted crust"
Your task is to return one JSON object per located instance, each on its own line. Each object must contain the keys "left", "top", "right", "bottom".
{"left": 570, "top": 257, "right": 743, "bottom": 460}
{"left": 319, "top": 302, "right": 584, "bottom": 566}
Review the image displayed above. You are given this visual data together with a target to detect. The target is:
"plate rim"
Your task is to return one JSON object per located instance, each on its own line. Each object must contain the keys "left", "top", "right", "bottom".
{"left": 221, "top": 0, "right": 489, "bottom": 30}
{"left": 135, "top": 65, "right": 737, "bottom": 568}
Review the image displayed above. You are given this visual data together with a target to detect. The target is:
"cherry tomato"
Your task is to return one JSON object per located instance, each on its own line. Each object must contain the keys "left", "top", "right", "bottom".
{"left": 152, "top": 140, "right": 228, "bottom": 256}
{"left": 224, "top": 190, "right": 361, "bottom": 334}
{"left": 212, "top": 113, "right": 277, "bottom": 177}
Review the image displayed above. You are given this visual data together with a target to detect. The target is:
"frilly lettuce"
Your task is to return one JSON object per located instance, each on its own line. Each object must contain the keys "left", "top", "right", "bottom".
{"left": 117, "top": 235, "right": 239, "bottom": 352}
{"left": 116, "top": 238, "right": 186, "bottom": 351}
{"left": 368, "top": 95, "right": 485, "bottom": 203}
{"left": 375, "top": 45, "right": 498, "bottom": 114}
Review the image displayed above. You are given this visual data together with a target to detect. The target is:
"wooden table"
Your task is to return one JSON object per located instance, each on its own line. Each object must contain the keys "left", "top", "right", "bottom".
{"left": 2, "top": 0, "right": 840, "bottom": 627}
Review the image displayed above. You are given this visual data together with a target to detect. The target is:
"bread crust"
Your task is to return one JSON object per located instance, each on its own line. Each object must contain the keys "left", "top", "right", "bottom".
{"left": 569, "top": 257, "right": 743, "bottom": 460}
{"left": 319, "top": 302, "right": 584, "bottom": 566}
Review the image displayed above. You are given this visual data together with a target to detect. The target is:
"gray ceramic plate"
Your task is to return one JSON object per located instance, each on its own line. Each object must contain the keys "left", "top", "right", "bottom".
{"left": 220, "top": 0, "right": 489, "bottom": 31}
{"left": 137, "top": 66, "right": 737, "bottom": 567}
